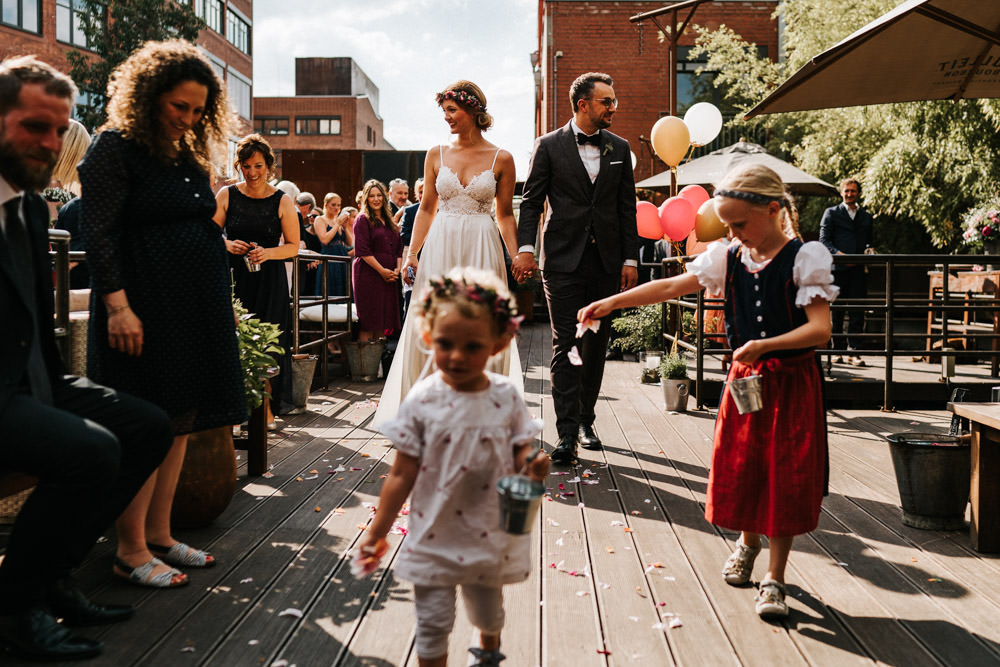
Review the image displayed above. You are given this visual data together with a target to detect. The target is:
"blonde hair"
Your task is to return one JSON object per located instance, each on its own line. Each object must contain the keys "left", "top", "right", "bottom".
{"left": 437, "top": 80, "right": 493, "bottom": 131}
{"left": 714, "top": 164, "right": 801, "bottom": 240}
{"left": 51, "top": 119, "right": 90, "bottom": 187}
{"left": 323, "top": 192, "right": 341, "bottom": 207}
{"left": 419, "top": 267, "right": 518, "bottom": 339}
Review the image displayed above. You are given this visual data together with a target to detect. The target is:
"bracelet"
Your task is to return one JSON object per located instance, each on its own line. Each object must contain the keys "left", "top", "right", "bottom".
{"left": 408, "top": 252, "right": 418, "bottom": 257}
{"left": 107, "top": 304, "right": 130, "bottom": 316}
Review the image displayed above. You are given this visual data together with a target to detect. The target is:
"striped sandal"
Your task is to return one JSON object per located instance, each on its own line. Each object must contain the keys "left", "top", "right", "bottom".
{"left": 113, "top": 557, "right": 187, "bottom": 588}
{"left": 148, "top": 542, "right": 216, "bottom": 568}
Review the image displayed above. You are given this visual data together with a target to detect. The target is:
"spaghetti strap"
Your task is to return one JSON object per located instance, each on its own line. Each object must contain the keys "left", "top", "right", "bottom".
{"left": 439, "top": 144, "right": 445, "bottom": 166}
{"left": 490, "top": 148, "right": 501, "bottom": 170}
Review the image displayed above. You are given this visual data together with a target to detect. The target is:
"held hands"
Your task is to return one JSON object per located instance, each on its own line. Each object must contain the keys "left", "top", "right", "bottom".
{"left": 108, "top": 307, "right": 144, "bottom": 357}
{"left": 511, "top": 252, "right": 539, "bottom": 283}
{"left": 381, "top": 267, "right": 400, "bottom": 283}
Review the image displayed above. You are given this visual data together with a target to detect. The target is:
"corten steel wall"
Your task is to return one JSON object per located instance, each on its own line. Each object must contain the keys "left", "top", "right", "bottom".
{"left": 538, "top": 0, "right": 778, "bottom": 182}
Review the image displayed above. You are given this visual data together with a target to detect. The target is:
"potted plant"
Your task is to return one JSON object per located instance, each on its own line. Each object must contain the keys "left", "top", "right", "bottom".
{"left": 659, "top": 339, "right": 690, "bottom": 412}
{"left": 961, "top": 199, "right": 1000, "bottom": 268}
{"left": 611, "top": 304, "right": 663, "bottom": 358}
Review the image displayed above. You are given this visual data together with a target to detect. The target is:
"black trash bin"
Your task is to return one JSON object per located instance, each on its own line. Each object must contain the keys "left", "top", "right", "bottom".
{"left": 885, "top": 432, "right": 970, "bottom": 530}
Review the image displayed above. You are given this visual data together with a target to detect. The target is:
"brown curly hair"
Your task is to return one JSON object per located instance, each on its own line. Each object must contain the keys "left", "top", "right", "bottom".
{"left": 102, "top": 39, "right": 233, "bottom": 174}
{"left": 438, "top": 80, "right": 493, "bottom": 131}
{"left": 233, "top": 133, "right": 276, "bottom": 175}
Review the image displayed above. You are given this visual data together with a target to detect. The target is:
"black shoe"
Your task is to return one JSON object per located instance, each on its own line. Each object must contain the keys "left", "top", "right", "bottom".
{"left": 0, "top": 607, "right": 103, "bottom": 660}
{"left": 48, "top": 577, "right": 134, "bottom": 627}
{"left": 550, "top": 436, "right": 578, "bottom": 465}
{"left": 578, "top": 424, "right": 603, "bottom": 450}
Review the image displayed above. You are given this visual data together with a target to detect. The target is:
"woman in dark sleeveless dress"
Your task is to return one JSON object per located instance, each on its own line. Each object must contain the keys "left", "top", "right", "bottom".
{"left": 314, "top": 192, "right": 354, "bottom": 296}
{"left": 80, "top": 40, "right": 245, "bottom": 588}
{"left": 213, "top": 134, "right": 300, "bottom": 419}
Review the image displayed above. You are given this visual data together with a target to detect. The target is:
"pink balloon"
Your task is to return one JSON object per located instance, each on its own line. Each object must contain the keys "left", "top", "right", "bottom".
{"left": 679, "top": 184, "right": 710, "bottom": 210}
{"left": 636, "top": 201, "right": 662, "bottom": 240}
{"left": 659, "top": 196, "right": 696, "bottom": 242}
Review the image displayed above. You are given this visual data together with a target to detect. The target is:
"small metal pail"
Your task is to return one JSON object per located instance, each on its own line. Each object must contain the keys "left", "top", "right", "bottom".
{"left": 496, "top": 474, "right": 545, "bottom": 535}
{"left": 728, "top": 374, "right": 763, "bottom": 415}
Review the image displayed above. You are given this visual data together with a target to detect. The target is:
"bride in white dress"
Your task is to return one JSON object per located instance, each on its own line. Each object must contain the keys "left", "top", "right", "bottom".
{"left": 374, "top": 80, "right": 522, "bottom": 427}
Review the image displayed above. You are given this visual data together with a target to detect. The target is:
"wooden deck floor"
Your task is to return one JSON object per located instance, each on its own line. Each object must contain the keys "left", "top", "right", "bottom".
{"left": 16, "top": 323, "right": 1000, "bottom": 667}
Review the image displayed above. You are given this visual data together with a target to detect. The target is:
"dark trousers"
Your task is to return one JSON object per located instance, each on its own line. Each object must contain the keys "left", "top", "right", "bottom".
{"left": 832, "top": 266, "right": 867, "bottom": 351}
{"left": 543, "top": 243, "right": 619, "bottom": 439}
{"left": 0, "top": 377, "right": 172, "bottom": 613}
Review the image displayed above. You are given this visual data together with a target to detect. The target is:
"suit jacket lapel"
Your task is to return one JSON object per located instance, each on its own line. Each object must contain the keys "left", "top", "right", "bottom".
{"left": 592, "top": 130, "right": 613, "bottom": 201}
{"left": 560, "top": 123, "right": 594, "bottom": 193}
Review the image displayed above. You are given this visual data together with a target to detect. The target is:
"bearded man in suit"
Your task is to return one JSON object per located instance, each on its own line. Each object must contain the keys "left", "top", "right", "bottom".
{"left": 0, "top": 55, "right": 172, "bottom": 661}
{"left": 513, "top": 72, "right": 638, "bottom": 464}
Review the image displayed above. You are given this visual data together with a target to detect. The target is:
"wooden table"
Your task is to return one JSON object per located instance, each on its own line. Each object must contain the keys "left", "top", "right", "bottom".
{"left": 927, "top": 270, "right": 1000, "bottom": 376}
{"left": 948, "top": 401, "right": 1000, "bottom": 552}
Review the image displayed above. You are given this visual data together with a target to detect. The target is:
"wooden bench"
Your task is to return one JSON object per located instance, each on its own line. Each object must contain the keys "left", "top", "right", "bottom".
{"left": 947, "top": 401, "right": 1000, "bottom": 552}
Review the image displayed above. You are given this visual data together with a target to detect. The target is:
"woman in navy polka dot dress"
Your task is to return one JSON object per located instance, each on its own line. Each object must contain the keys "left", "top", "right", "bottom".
{"left": 79, "top": 40, "right": 245, "bottom": 588}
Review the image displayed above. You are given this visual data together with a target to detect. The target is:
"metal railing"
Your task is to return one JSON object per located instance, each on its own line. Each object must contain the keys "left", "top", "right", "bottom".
{"left": 653, "top": 252, "right": 1000, "bottom": 411}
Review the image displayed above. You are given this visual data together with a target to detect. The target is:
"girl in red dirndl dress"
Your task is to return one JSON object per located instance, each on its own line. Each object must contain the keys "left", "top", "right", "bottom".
{"left": 579, "top": 164, "right": 838, "bottom": 619}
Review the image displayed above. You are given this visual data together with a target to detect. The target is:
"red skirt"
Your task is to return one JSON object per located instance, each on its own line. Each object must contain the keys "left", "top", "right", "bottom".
{"left": 705, "top": 351, "right": 827, "bottom": 537}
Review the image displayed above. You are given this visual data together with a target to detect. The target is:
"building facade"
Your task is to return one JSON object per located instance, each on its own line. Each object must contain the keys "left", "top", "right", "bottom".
{"left": 534, "top": 0, "right": 779, "bottom": 182}
{"left": 0, "top": 0, "right": 254, "bottom": 149}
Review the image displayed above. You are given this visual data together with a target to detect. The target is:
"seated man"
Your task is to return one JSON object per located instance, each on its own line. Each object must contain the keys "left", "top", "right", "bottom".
{"left": 0, "top": 55, "right": 172, "bottom": 661}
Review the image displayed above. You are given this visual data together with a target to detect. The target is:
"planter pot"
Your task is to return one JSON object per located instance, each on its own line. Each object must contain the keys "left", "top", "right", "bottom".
{"left": 173, "top": 426, "right": 237, "bottom": 529}
{"left": 287, "top": 354, "right": 318, "bottom": 414}
{"left": 885, "top": 432, "right": 970, "bottom": 530}
{"left": 662, "top": 378, "right": 691, "bottom": 412}
{"left": 345, "top": 340, "right": 385, "bottom": 382}
{"left": 515, "top": 289, "right": 535, "bottom": 323}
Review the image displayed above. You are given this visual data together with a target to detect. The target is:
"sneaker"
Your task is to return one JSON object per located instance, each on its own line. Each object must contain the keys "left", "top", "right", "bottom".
{"left": 755, "top": 578, "right": 789, "bottom": 618}
{"left": 468, "top": 647, "right": 506, "bottom": 666}
{"left": 722, "top": 538, "right": 761, "bottom": 586}
{"left": 850, "top": 356, "right": 867, "bottom": 367}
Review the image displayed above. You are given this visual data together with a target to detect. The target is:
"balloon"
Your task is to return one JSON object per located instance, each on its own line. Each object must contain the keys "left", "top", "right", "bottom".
{"left": 679, "top": 184, "right": 710, "bottom": 210}
{"left": 695, "top": 198, "right": 728, "bottom": 242}
{"left": 659, "top": 196, "right": 695, "bottom": 242}
{"left": 649, "top": 116, "right": 690, "bottom": 167}
{"left": 685, "top": 228, "right": 711, "bottom": 257}
{"left": 636, "top": 201, "right": 662, "bottom": 240}
{"left": 683, "top": 102, "right": 723, "bottom": 146}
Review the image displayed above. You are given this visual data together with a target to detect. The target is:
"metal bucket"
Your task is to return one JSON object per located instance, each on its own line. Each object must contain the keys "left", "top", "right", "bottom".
{"left": 886, "top": 432, "right": 969, "bottom": 530}
{"left": 662, "top": 379, "right": 690, "bottom": 412}
{"left": 728, "top": 375, "right": 763, "bottom": 414}
{"left": 344, "top": 341, "right": 385, "bottom": 382}
{"left": 288, "top": 354, "right": 318, "bottom": 414}
{"left": 496, "top": 474, "right": 545, "bottom": 535}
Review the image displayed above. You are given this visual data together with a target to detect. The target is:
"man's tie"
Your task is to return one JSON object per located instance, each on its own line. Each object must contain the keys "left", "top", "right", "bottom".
{"left": 577, "top": 132, "right": 601, "bottom": 147}
{"left": 3, "top": 198, "right": 53, "bottom": 404}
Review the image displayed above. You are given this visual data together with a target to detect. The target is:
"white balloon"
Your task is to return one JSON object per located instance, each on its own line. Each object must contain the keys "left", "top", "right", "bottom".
{"left": 630, "top": 150, "right": 637, "bottom": 169}
{"left": 683, "top": 102, "right": 723, "bottom": 146}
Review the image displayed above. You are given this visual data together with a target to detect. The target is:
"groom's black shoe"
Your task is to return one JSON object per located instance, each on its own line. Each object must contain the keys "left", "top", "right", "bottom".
{"left": 578, "top": 424, "right": 603, "bottom": 451}
{"left": 0, "top": 607, "right": 103, "bottom": 661}
{"left": 550, "top": 436, "right": 578, "bottom": 465}
{"left": 48, "top": 577, "right": 134, "bottom": 627}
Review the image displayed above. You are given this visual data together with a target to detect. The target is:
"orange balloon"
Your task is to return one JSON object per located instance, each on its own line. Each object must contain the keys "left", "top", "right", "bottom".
{"left": 650, "top": 116, "right": 690, "bottom": 167}
{"left": 695, "top": 198, "right": 728, "bottom": 242}
{"left": 636, "top": 201, "right": 662, "bottom": 240}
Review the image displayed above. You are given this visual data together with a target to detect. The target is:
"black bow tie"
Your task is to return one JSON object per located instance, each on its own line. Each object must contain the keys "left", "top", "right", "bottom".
{"left": 577, "top": 132, "right": 601, "bottom": 147}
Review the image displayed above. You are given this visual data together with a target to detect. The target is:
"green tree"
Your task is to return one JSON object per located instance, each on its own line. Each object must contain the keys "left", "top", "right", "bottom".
{"left": 66, "top": 0, "right": 204, "bottom": 131}
{"left": 687, "top": 0, "right": 1000, "bottom": 251}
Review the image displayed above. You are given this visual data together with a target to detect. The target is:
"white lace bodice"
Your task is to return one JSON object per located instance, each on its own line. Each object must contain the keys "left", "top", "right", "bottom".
{"left": 435, "top": 146, "right": 499, "bottom": 216}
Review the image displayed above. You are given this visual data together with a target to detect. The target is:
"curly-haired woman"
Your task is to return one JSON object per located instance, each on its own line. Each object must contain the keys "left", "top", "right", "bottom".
{"left": 352, "top": 179, "right": 401, "bottom": 341}
{"left": 373, "top": 80, "right": 521, "bottom": 428}
{"left": 79, "top": 40, "right": 245, "bottom": 588}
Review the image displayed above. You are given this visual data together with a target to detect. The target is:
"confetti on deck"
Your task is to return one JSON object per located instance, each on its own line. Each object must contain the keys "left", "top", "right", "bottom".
{"left": 278, "top": 608, "right": 303, "bottom": 618}
{"left": 568, "top": 346, "right": 583, "bottom": 366}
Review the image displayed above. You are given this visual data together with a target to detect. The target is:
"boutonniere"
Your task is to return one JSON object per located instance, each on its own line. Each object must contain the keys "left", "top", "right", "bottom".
{"left": 603, "top": 143, "right": 613, "bottom": 156}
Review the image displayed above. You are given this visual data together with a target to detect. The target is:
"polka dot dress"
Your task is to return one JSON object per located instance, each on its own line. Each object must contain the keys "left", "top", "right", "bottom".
{"left": 79, "top": 130, "right": 245, "bottom": 434}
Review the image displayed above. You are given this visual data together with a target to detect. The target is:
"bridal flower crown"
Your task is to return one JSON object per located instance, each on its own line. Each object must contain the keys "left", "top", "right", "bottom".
{"left": 435, "top": 89, "right": 485, "bottom": 113}
{"left": 422, "top": 275, "right": 523, "bottom": 335}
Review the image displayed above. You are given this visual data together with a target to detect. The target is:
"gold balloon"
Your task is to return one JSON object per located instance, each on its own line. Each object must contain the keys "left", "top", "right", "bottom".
{"left": 650, "top": 116, "right": 690, "bottom": 167}
{"left": 695, "top": 198, "right": 728, "bottom": 242}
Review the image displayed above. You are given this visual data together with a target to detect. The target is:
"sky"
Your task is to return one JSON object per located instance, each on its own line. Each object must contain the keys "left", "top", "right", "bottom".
{"left": 252, "top": 0, "right": 539, "bottom": 175}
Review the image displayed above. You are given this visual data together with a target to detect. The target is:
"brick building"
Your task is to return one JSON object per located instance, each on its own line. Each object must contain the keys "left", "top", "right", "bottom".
{"left": 533, "top": 0, "right": 779, "bottom": 182}
{"left": 252, "top": 58, "right": 393, "bottom": 153}
{"left": 0, "top": 0, "right": 254, "bottom": 155}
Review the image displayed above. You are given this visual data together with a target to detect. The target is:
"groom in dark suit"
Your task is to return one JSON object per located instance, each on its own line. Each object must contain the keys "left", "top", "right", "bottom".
{"left": 514, "top": 72, "right": 638, "bottom": 464}
{"left": 0, "top": 56, "right": 172, "bottom": 661}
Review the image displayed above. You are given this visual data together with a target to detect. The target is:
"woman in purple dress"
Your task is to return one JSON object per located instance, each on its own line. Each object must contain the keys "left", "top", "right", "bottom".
{"left": 352, "top": 180, "right": 402, "bottom": 341}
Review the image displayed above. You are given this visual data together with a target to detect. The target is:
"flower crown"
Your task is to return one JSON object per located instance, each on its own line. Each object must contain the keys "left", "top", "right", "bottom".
{"left": 422, "top": 275, "right": 523, "bottom": 335}
{"left": 435, "top": 89, "right": 485, "bottom": 113}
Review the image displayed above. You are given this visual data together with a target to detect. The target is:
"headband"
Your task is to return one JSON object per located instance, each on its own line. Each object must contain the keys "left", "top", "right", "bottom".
{"left": 715, "top": 188, "right": 788, "bottom": 208}
{"left": 422, "top": 275, "right": 522, "bottom": 335}
{"left": 435, "top": 89, "right": 485, "bottom": 113}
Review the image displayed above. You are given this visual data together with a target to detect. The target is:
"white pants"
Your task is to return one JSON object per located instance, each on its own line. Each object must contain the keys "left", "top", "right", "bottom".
{"left": 413, "top": 583, "right": 505, "bottom": 659}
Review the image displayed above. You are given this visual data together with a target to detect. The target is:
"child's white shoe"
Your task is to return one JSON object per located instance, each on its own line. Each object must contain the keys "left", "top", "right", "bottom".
{"left": 755, "top": 578, "right": 789, "bottom": 618}
{"left": 468, "top": 647, "right": 506, "bottom": 666}
{"left": 722, "top": 537, "right": 761, "bottom": 586}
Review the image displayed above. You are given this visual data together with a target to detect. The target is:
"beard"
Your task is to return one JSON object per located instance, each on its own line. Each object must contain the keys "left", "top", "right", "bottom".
{"left": 0, "top": 137, "right": 57, "bottom": 192}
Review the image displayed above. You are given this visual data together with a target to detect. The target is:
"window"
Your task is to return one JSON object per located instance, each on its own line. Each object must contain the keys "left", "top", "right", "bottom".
{"left": 254, "top": 117, "right": 288, "bottom": 136}
{"left": 676, "top": 45, "right": 767, "bottom": 117}
{"left": 226, "top": 9, "right": 250, "bottom": 55}
{"left": 1, "top": 0, "right": 40, "bottom": 33}
{"left": 193, "top": 0, "right": 222, "bottom": 33}
{"left": 56, "top": 0, "right": 89, "bottom": 47}
{"left": 227, "top": 69, "right": 251, "bottom": 120}
{"left": 295, "top": 117, "right": 342, "bottom": 136}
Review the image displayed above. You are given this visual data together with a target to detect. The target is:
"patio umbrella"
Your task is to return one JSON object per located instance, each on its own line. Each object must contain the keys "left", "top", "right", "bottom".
{"left": 745, "top": 0, "right": 1000, "bottom": 118}
{"left": 635, "top": 141, "right": 839, "bottom": 196}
